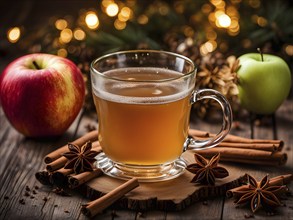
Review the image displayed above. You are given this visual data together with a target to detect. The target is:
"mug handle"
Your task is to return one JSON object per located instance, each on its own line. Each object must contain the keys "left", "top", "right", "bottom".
{"left": 184, "top": 89, "right": 233, "bottom": 151}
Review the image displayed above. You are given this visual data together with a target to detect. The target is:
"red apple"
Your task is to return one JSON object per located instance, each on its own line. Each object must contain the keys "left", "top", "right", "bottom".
{"left": 0, "top": 53, "right": 85, "bottom": 138}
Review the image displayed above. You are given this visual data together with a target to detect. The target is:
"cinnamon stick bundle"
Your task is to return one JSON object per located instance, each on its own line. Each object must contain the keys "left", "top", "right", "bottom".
{"left": 188, "top": 129, "right": 287, "bottom": 166}
{"left": 226, "top": 174, "right": 293, "bottom": 198}
{"left": 37, "top": 135, "right": 103, "bottom": 188}
{"left": 81, "top": 178, "right": 139, "bottom": 217}
{"left": 44, "top": 130, "right": 99, "bottom": 163}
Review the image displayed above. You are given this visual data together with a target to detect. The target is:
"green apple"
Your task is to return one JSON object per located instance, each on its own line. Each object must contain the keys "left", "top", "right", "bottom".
{"left": 236, "top": 53, "right": 291, "bottom": 115}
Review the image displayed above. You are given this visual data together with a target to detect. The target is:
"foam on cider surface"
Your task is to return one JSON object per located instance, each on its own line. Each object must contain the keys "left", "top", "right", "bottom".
{"left": 93, "top": 67, "right": 192, "bottom": 104}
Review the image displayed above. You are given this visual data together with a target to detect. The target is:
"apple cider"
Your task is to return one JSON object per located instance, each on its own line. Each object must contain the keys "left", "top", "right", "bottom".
{"left": 93, "top": 67, "right": 192, "bottom": 165}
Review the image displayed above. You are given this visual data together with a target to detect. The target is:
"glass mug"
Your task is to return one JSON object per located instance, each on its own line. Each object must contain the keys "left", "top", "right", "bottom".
{"left": 91, "top": 50, "right": 232, "bottom": 182}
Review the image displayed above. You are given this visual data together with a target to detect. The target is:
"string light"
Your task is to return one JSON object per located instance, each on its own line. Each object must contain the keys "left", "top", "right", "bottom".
{"left": 118, "top": 7, "right": 132, "bottom": 21}
{"left": 85, "top": 11, "right": 99, "bottom": 29}
{"left": 229, "top": 19, "right": 239, "bottom": 29}
{"left": 201, "top": 4, "right": 212, "bottom": 14}
{"left": 106, "top": 3, "right": 119, "bottom": 17}
{"left": 73, "top": 28, "right": 86, "bottom": 41}
{"left": 55, "top": 19, "right": 67, "bottom": 30}
{"left": 206, "top": 30, "right": 217, "bottom": 40}
{"left": 7, "top": 27, "right": 21, "bottom": 43}
{"left": 217, "top": 14, "right": 231, "bottom": 28}
{"left": 60, "top": 28, "right": 73, "bottom": 43}
{"left": 285, "top": 45, "right": 293, "bottom": 56}
{"left": 257, "top": 16, "right": 267, "bottom": 27}
{"left": 183, "top": 26, "right": 194, "bottom": 37}
{"left": 219, "top": 42, "right": 228, "bottom": 52}
{"left": 159, "top": 5, "right": 169, "bottom": 15}
{"left": 242, "top": 39, "right": 252, "bottom": 48}
{"left": 248, "top": 0, "right": 261, "bottom": 8}
{"left": 174, "top": 1, "right": 184, "bottom": 14}
{"left": 200, "top": 44, "right": 208, "bottom": 55}
{"left": 210, "top": 0, "right": 223, "bottom": 7}
{"left": 137, "top": 15, "right": 149, "bottom": 25}
{"left": 200, "top": 40, "right": 217, "bottom": 55}
{"left": 57, "top": 48, "right": 68, "bottom": 57}
{"left": 102, "top": 0, "right": 113, "bottom": 8}
{"left": 114, "top": 19, "right": 126, "bottom": 30}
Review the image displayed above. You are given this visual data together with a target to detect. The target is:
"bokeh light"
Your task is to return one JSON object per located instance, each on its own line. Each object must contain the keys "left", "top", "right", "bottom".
{"left": 201, "top": 4, "right": 212, "bottom": 14}
{"left": 60, "top": 28, "right": 73, "bottom": 43}
{"left": 114, "top": 19, "right": 126, "bottom": 30}
{"left": 285, "top": 45, "right": 293, "bottom": 56}
{"left": 106, "top": 3, "right": 119, "bottom": 17}
{"left": 7, "top": 27, "right": 21, "bottom": 43}
{"left": 73, "top": 28, "right": 86, "bottom": 41}
{"left": 257, "top": 16, "right": 267, "bottom": 27}
{"left": 85, "top": 11, "right": 99, "bottom": 29}
{"left": 242, "top": 39, "right": 252, "bottom": 48}
{"left": 102, "top": 0, "right": 113, "bottom": 8}
{"left": 200, "top": 40, "right": 217, "bottom": 55}
{"left": 57, "top": 48, "right": 68, "bottom": 57}
{"left": 137, "top": 14, "right": 149, "bottom": 25}
{"left": 55, "top": 19, "right": 68, "bottom": 30}
{"left": 217, "top": 14, "right": 231, "bottom": 28}
{"left": 118, "top": 7, "right": 132, "bottom": 21}
{"left": 248, "top": 0, "right": 261, "bottom": 8}
{"left": 206, "top": 29, "right": 217, "bottom": 40}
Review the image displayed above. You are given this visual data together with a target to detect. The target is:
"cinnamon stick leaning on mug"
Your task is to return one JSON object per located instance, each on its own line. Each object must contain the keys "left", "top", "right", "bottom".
{"left": 44, "top": 130, "right": 99, "bottom": 163}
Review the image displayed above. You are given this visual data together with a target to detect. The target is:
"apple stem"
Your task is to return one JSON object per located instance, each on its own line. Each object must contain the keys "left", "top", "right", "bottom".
{"left": 32, "top": 60, "right": 41, "bottom": 70}
{"left": 257, "top": 48, "right": 264, "bottom": 62}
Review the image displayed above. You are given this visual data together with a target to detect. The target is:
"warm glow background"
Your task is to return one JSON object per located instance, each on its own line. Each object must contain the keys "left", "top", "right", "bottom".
{"left": 0, "top": 0, "right": 292, "bottom": 62}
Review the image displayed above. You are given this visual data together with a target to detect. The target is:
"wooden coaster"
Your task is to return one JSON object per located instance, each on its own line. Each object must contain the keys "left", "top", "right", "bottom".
{"left": 82, "top": 151, "right": 245, "bottom": 211}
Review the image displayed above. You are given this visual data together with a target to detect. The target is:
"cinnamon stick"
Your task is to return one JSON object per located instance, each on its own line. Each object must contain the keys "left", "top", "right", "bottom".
{"left": 217, "top": 142, "right": 279, "bottom": 152}
{"left": 46, "top": 157, "right": 67, "bottom": 172}
{"left": 44, "top": 130, "right": 99, "bottom": 163}
{"left": 35, "top": 170, "right": 52, "bottom": 185}
{"left": 268, "top": 174, "right": 293, "bottom": 186}
{"left": 81, "top": 178, "right": 139, "bottom": 217}
{"left": 51, "top": 168, "right": 74, "bottom": 186}
{"left": 46, "top": 142, "right": 102, "bottom": 172}
{"left": 226, "top": 174, "right": 293, "bottom": 198}
{"left": 68, "top": 169, "right": 103, "bottom": 189}
{"left": 189, "top": 129, "right": 284, "bottom": 151}
{"left": 197, "top": 147, "right": 287, "bottom": 166}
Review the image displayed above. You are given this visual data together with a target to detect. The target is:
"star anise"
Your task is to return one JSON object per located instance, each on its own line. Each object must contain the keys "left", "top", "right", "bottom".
{"left": 186, "top": 153, "right": 229, "bottom": 185}
{"left": 232, "top": 174, "right": 288, "bottom": 213}
{"left": 62, "top": 141, "right": 99, "bottom": 174}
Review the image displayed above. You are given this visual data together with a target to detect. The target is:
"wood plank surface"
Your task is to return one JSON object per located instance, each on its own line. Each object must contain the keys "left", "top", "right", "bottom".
{"left": 0, "top": 98, "right": 292, "bottom": 220}
{"left": 0, "top": 97, "right": 292, "bottom": 220}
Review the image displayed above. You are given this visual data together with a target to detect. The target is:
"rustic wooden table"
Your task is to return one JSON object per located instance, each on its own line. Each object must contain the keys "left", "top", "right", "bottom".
{"left": 0, "top": 1, "right": 293, "bottom": 213}
{"left": 0, "top": 87, "right": 292, "bottom": 220}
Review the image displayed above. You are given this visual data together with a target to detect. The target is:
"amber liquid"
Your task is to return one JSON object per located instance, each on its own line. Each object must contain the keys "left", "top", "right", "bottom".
{"left": 93, "top": 68, "right": 192, "bottom": 165}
